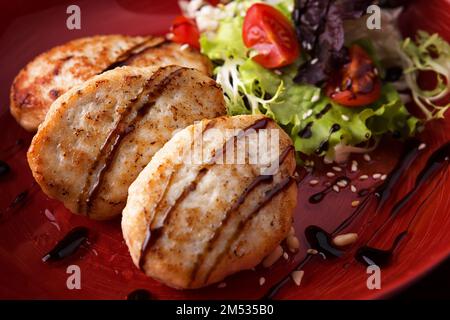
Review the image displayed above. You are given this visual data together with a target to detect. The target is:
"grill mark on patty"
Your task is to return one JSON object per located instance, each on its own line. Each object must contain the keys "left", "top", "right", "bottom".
{"left": 189, "top": 146, "right": 294, "bottom": 285}
{"left": 77, "top": 67, "right": 186, "bottom": 215}
{"left": 138, "top": 119, "right": 217, "bottom": 268}
{"left": 137, "top": 118, "right": 271, "bottom": 269}
{"left": 101, "top": 38, "right": 167, "bottom": 73}
{"left": 204, "top": 172, "right": 296, "bottom": 284}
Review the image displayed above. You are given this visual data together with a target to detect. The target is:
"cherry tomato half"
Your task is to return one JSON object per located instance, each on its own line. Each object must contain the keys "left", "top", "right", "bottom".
{"left": 170, "top": 15, "right": 200, "bottom": 49}
{"left": 326, "top": 45, "right": 381, "bottom": 107}
{"left": 205, "top": 0, "right": 220, "bottom": 5}
{"left": 243, "top": 3, "right": 300, "bottom": 69}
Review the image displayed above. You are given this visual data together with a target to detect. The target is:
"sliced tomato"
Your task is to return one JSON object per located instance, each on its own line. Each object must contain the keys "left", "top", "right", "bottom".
{"left": 170, "top": 15, "right": 200, "bottom": 49}
{"left": 205, "top": 0, "right": 220, "bottom": 5}
{"left": 242, "top": 3, "right": 299, "bottom": 69}
{"left": 326, "top": 45, "right": 381, "bottom": 107}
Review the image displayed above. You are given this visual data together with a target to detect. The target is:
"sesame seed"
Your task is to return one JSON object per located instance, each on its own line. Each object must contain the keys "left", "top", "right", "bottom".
{"left": 381, "top": 174, "right": 387, "bottom": 180}
{"left": 291, "top": 270, "right": 305, "bottom": 286}
{"left": 372, "top": 173, "right": 381, "bottom": 179}
{"left": 337, "top": 179, "right": 348, "bottom": 188}
{"left": 44, "top": 208, "right": 56, "bottom": 221}
{"left": 374, "top": 68, "right": 379, "bottom": 75}
{"left": 332, "top": 233, "right": 358, "bottom": 247}
{"left": 307, "top": 249, "right": 318, "bottom": 255}
{"left": 274, "top": 70, "right": 282, "bottom": 75}
{"left": 259, "top": 277, "right": 266, "bottom": 286}
{"left": 351, "top": 160, "right": 358, "bottom": 172}
{"left": 326, "top": 172, "right": 335, "bottom": 177}
{"left": 341, "top": 114, "right": 350, "bottom": 121}
{"left": 287, "top": 235, "right": 300, "bottom": 252}
{"left": 309, "top": 179, "right": 319, "bottom": 186}
{"left": 262, "top": 245, "right": 283, "bottom": 268}
{"left": 166, "top": 33, "right": 174, "bottom": 40}
{"left": 418, "top": 143, "right": 426, "bottom": 150}
{"left": 324, "top": 157, "right": 333, "bottom": 164}
{"left": 359, "top": 175, "right": 368, "bottom": 180}
{"left": 302, "top": 109, "right": 313, "bottom": 120}
{"left": 311, "top": 94, "right": 320, "bottom": 103}
{"left": 351, "top": 200, "right": 360, "bottom": 207}
{"left": 333, "top": 185, "right": 340, "bottom": 193}
{"left": 180, "top": 43, "right": 190, "bottom": 51}
{"left": 351, "top": 185, "right": 357, "bottom": 193}
{"left": 363, "top": 154, "right": 371, "bottom": 162}
{"left": 283, "top": 252, "right": 289, "bottom": 260}
{"left": 310, "top": 58, "right": 318, "bottom": 65}
{"left": 287, "top": 236, "right": 300, "bottom": 252}
{"left": 218, "top": 282, "right": 227, "bottom": 288}
{"left": 332, "top": 166, "right": 342, "bottom": 172}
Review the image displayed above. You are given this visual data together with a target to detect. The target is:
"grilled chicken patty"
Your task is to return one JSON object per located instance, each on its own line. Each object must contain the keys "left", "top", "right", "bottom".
{"left": 28, "top": 66, "right": 226, "bottom": 220}
{"left": 10, "top": 35, "right": 212, "bottom": 131}
{"left": 122, "top": 115, "right": 297, "bottom": 289}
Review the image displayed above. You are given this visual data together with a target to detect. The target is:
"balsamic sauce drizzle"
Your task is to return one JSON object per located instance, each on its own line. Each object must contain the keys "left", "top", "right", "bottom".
{"left": 355, "top": 142, "right": 450, "bottom": 267}
{"left": 2, "top": 106, "right": 446, "bottom": 298}
{"left": 78, "top": 68, "right": 186, "bottom": 215}
{"left": 42, "top": 226, "right": 89, "bottom": 262}
{"left": 138, "top": 118, "right": 271, "bottom": 269}
{"left": 127, "top": 289, "right": 153, "bottom": 300}
{"left": 207, "top": 175, "right": 296, "bottom": 285}
{"left": 315, "top": 124, "right": 341, "bottom": 154}
{"left": 376, "top": 140, "right": 421, "bottom": 211}
{"left": 200, "top": 146, "right": 295, "bottom": 285}
{"left": 263, "top": 141, "right": 449, "bottom": 299}
{"left": 355, "top": 231, "right": 407, "bottom": 267}
{"left": 0, "top": 139, "right": 25, "bottom": 178}
{"left": 315, "top": 103, "right": 332, "bottom": 119}
{"left": 0, "top": 183, "right": 39, "bottom": 223}
{"left": 298, "top": 122, "right": 313, "bottom": 138}
{"left": 308, "top": 176, "right": 351, "bottom": 204}
{"left": 305, "top": 225, "right": 343, "bottom": 258}
{"left": 101, "top": 39, "right": 167, "bottom": 73}
{"left": 0, "top": 160, "right": 11, "bottom": 177}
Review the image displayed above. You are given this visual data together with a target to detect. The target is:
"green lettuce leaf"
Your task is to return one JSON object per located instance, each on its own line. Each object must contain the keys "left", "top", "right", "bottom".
{"left": 200, "top": 17, "right": 247, "bottom": 61}
{"left": 198, "top": 0, "right": 419, "bottom": 161}
{"left": 400, "top": 31, "right": 450, "bottom": 120}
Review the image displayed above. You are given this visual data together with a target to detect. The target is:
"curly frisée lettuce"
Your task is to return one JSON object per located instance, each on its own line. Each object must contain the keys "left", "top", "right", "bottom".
{"left": 197, "top": 0, "right": 419, "bottom": 162}
{"left": 400, "top": 31, "right": 450, "bottom": 120}
{"left": 270, "top": 83, "right": 417, "bottom": 161}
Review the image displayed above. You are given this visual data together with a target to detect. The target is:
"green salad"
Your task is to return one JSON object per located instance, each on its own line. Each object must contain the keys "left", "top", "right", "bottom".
{"left": 179, "top": 0, "right": 450, "bottom": 162}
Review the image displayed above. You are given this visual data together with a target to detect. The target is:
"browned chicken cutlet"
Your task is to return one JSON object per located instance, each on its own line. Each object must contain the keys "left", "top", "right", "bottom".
{"left": 10, "top": 35, "right": 212, "bottom": 131}
{"left": 27, "top": 66, "right": 226, "bottom": 220}
{"left": 122, "top": 115, "right": 298, "bottom": 289}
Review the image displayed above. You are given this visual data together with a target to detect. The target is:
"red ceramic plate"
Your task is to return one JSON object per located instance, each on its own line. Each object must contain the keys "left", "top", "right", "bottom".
{"left": 0, "top": 0, "right": 449, "bottom": 300}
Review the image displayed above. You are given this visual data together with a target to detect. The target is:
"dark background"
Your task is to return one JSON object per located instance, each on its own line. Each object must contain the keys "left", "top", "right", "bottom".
{"left": 395, "top": 258, "right": 449, "bottom": 299}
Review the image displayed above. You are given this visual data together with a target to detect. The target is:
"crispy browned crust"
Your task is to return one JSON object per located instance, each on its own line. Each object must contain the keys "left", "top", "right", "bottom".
{"left": 10, "top": 35, "right": 157, "bottom": 131}
{"left": 122, "top": 115, "right": 298, "bottom": 289}
{"left": 27, "top": 66, "right": 226, "bottom": 220}
{"left": 124, "top": 41, "right": 213, "bottom": 76}
{"left": 10, "top": 35, "right": 213, "bottom": 132}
